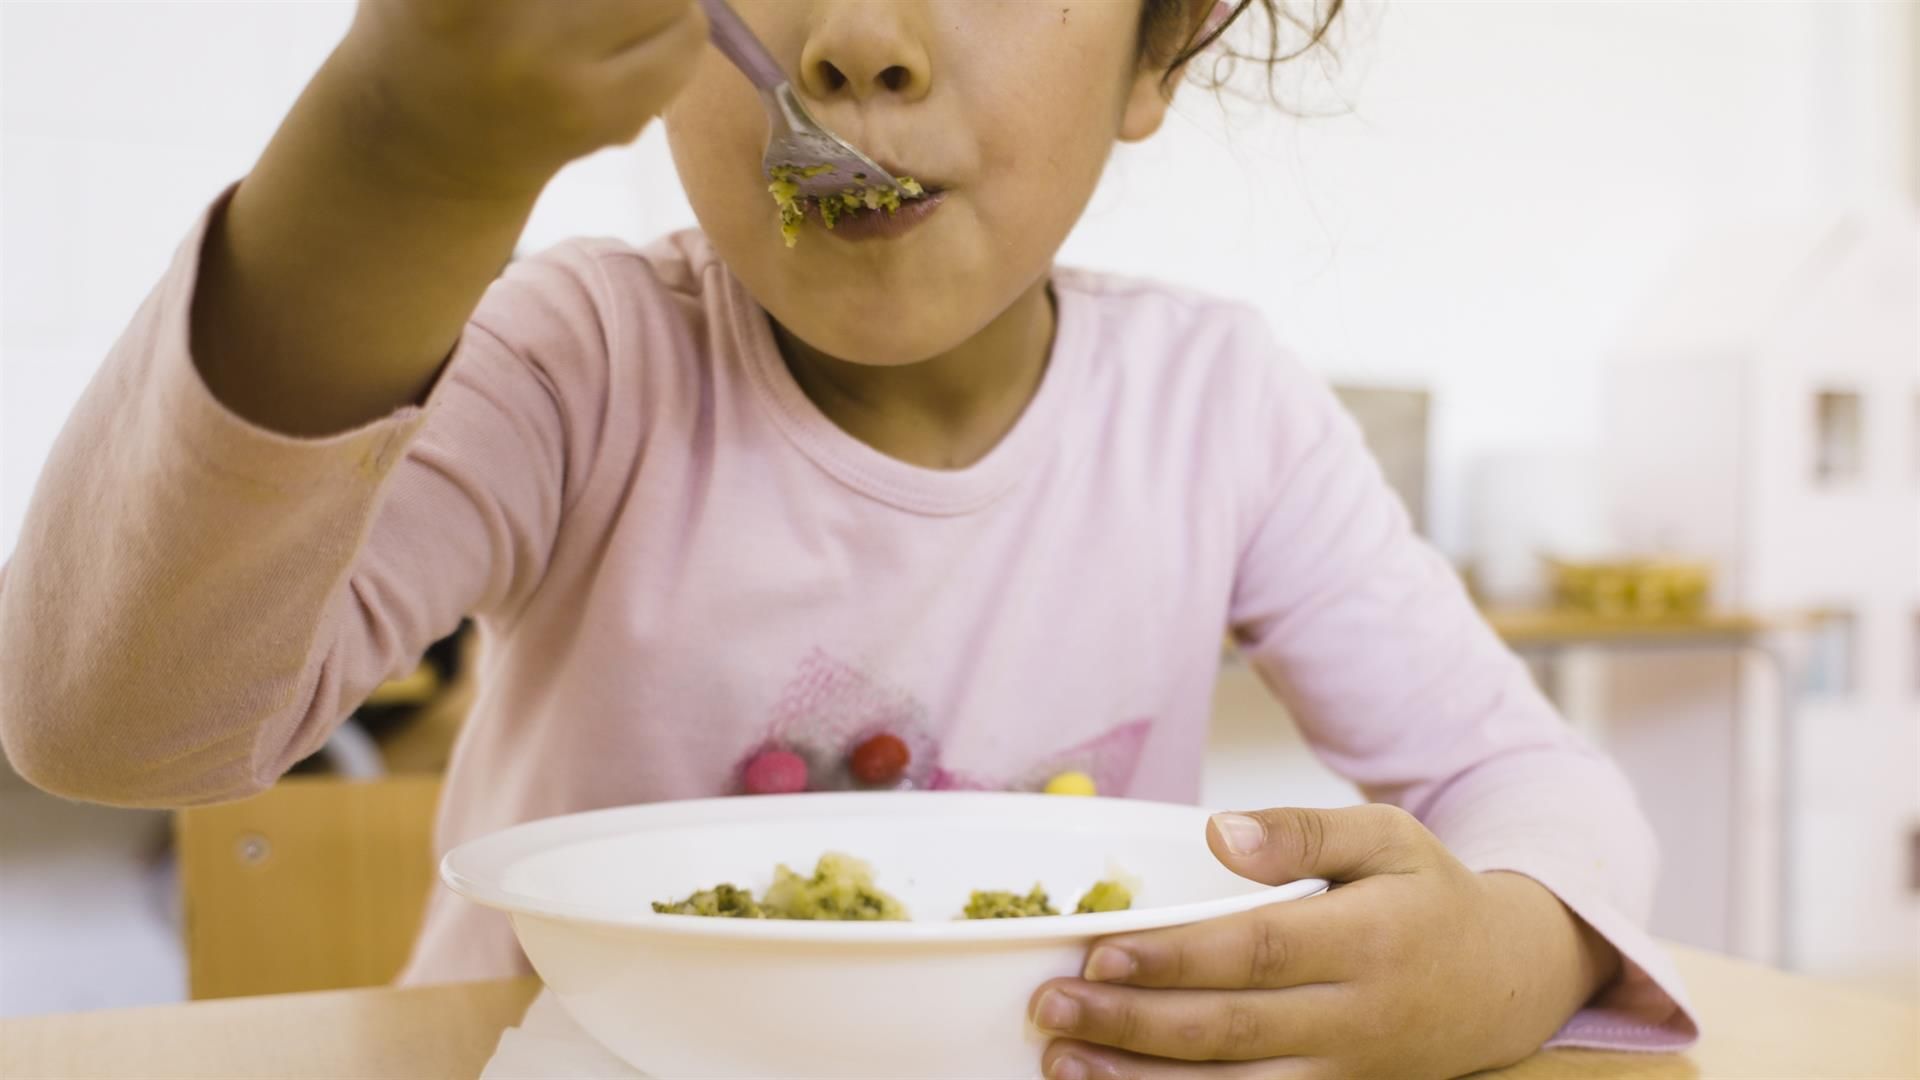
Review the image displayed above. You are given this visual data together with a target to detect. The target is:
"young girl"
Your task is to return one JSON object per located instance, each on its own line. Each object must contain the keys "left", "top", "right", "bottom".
{"left": 0, "top": 0, "right": 1697, "bottom": 1074}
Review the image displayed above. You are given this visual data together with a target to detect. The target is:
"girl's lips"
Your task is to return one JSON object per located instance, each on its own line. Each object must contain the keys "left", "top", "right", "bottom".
{"left": 816, "top": 189, "right": 947, "bottom": 242}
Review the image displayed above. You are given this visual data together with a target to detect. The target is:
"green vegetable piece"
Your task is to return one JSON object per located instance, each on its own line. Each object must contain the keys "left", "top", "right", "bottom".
{"left": 650, "top": 853, "right": 906, "bottom": 921}
{"left": 963, "top": 884, "right": 1059, "bottom": 919}
{"left": 651, "top": 882, "right": 766, "bottom": 918}
{"left": 761, "top": 852, "right": 908, "bottom": 921}
{"left": 1073, "top": 880, "right": 1133, "bottom": 914}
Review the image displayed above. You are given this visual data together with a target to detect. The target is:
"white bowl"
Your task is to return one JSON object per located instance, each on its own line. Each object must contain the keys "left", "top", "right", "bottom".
{"left": 443, "top": 792, "right": 1327, "bottom": 1079}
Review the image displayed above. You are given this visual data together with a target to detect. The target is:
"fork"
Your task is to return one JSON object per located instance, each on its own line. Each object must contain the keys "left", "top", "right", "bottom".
{"left": 697, "top": 0, "right": 912, "bottom": 202}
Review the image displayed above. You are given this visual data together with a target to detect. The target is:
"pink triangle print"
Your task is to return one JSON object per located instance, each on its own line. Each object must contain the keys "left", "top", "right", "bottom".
{"left": 747, "top": 648, "right": 1152, "bottom": 798}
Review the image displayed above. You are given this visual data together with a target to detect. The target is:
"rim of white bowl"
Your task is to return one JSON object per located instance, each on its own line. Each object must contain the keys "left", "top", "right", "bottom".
{"left": 441, "top": 792, "right": 1330, "bottom": 943}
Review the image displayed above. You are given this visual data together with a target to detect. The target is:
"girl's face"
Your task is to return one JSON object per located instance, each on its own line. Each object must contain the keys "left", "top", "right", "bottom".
{"left": 663, "top": 0, "right": 1185, "bottom": 366}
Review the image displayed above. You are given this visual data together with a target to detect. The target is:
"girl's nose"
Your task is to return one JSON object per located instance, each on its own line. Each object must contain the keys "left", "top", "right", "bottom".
{"left": 798, "top": 2, "right": 933, "bottom": 103}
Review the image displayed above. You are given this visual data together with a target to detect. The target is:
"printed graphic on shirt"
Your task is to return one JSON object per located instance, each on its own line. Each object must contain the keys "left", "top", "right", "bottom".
{"left": 934, "top": 719, "right": 1150, "bottom": 797}
{"left": 738, "top": 647, "right": 1149, "bottom": 797}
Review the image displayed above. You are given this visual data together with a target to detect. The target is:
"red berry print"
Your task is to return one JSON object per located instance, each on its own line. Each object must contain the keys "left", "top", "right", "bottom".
{"left": 849, "top": 733, "right": 911, "bottom": 786}
{"left": 743, "top": 749, "right": 809, "bottom": 795}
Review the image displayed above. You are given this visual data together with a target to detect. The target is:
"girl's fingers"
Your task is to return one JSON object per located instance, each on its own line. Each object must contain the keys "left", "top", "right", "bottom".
{"left": 588, "top": 8, "right": 710, "bottom": 138}
{"left": 1079, "top": 887, "right": 1368, "bottom": 990}
{"left": 1029, "top": 982, "right": 1350, "bottom": 1063}
{"left": 1041, "top": 1038, "right": 1324, "bottom": 1080}
{"left": 594, "top": 0, "right": 705, "bottom": 62}
{"left": 1206, "top": 804, "right": 1437, "bottom": 888}
{"left": 542, "top": 0, "right": 693, "bottom": 56}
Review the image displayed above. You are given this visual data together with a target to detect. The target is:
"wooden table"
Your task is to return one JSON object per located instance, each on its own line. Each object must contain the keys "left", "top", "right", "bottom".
{"left": 3, "top": 945, "right": 1911, "bottom": 1079}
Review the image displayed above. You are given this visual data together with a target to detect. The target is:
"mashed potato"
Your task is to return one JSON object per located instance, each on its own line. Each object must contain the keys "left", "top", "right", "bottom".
{"left": 653, "top": 852, "right": 906, "bottom": 921}
{"left": 1072, "top": 879, "right": 1134, "bottom": 914}
{"left": 761, "top": 852, "right": 908, "bottom": 921}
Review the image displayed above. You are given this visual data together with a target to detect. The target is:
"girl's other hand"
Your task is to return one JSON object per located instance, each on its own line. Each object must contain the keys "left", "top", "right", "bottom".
{"left": 1028, "top": 805, "right": 1623, "bottom": 1079}
{"left": 337, "top": 0, "right": 708, "bottom": 199}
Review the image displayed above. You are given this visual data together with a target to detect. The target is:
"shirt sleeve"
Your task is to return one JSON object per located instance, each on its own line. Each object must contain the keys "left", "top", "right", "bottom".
{"left": 1225, "top": 328, "right": 1699, "bottom": 1051}
{"left": 0, "top": 183, "right": 611, "bottom": 807}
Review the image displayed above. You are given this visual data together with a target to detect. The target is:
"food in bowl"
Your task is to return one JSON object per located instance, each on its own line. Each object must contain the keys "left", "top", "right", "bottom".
{"left": 653, "top": 852, "right": 906, "bottom": 920}
{"left": 442, "top": 792, "right": 1330, "bottom": 1079}
{"left": 650, "top": 881, "right": 765, "bottom": 918}
{"left": 768, "top": 165, "right": 928, "bottom": 247}
{"left": 962, "top": 884, "right": 1058, "bottom": 919}
{"left": 656, "top": 852, "right": 1134, "bottom": 921}
{"left": 1072, "top": 878, "right": 1134, "bottom": 914}
{"left": 962, "top": 879, "right": 1134, "bottom": 919}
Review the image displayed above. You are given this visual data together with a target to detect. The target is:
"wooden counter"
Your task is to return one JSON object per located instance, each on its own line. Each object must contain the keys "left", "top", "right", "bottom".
{"left": 2, "top": 945, "right": 1912, "bottom": 1079}
{"left": 1482, "top": 609, "right": 1787, "bottom": 647}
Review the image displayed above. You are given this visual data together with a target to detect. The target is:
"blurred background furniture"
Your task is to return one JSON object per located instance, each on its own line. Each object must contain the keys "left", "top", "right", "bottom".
{"left": 1488, "top": 609, "right": 1805, "bottom": 968}
{"left": 1332, "top": 386, "right": 1430, "bottom": 534}
{"left": 175, "top": 776, "right": 443, "bottom": 999}
{"left": 313, "top": 623, "right": 478, "bottom": 781}
{"left": 1602, "top": 211, "right": 1918, "bottom": 982}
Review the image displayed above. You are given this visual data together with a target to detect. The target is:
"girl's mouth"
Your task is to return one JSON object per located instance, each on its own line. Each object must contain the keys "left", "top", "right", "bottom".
{"left": 814, "top": 186, "right": 947, "bottom": 242}
{"left": 768, "top": 159, "right": 948, "bottom": 246}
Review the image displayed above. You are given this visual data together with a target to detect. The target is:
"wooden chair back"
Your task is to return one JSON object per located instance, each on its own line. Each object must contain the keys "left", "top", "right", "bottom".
{"left": 175, "top": 775, "right": 443, "bottom": 999}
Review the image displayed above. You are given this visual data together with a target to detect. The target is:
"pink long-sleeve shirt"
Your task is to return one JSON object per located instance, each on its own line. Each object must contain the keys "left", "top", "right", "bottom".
{"left": 0, "top": 191, "right": 1696, "bottom": 1050}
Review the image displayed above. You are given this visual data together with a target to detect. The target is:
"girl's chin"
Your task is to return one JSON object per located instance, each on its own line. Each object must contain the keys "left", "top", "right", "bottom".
{"left": 777, "top": 313, "right": 976, "bottom": 368}
{"left": 792, "top": 337, "right": 963, "bottom": 369}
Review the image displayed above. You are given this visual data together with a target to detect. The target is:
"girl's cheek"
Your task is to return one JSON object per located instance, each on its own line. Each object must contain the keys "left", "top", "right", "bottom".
{"left": 665, "top": 96, "right": 769, "bottom": 233}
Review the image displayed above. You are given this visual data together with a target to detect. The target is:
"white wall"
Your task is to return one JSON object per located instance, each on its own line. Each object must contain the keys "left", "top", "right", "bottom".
{"left": 5, "top": 0, "right": 1913, "bottom": 558}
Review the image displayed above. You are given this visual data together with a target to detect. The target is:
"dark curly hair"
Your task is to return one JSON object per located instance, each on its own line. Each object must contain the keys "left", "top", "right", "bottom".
{"left": 1139, "top": 0, "right": 1345, "bottom": 96}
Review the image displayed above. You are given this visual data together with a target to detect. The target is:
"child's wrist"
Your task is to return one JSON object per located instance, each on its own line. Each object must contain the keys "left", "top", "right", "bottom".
{"left": 1478, "top": 870, "right": 1623, "bottom": 1010}
{"left": 319, "top": 41, "right": 559, "bottom": 206}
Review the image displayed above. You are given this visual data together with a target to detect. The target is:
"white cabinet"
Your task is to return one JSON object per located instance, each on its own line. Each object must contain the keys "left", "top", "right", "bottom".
{"left": 1602, "top": 209, "right": 1919, "bottom": 980}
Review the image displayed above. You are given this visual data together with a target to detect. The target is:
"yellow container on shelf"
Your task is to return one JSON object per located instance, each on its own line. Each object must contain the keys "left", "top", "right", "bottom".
{"left": 1543, "top": 557, "right": 1714, "bottom": 618}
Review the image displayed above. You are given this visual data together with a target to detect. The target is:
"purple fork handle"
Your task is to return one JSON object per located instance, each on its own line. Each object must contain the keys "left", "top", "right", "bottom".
{"left": 698, "top": 0, "right": 789, "bottom": 92}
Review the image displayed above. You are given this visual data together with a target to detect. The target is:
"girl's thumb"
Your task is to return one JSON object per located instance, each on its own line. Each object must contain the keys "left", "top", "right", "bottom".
{"left": 1206, "top": 804, "right": 1432, "bottom": 885}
